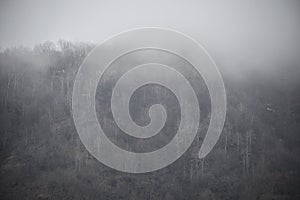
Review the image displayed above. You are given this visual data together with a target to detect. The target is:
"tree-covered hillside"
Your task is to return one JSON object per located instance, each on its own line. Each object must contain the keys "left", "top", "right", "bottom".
{"left": 0, "top": 41, "right": 299, "bottom": 200}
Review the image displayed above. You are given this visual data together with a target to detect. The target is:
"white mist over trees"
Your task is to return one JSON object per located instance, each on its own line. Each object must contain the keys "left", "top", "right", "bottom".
{"left": 0, "top": 0, "right": 300, "bottom": 199}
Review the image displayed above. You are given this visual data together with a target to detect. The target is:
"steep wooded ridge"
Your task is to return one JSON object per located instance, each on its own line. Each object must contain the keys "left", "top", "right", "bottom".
{"left": 0, "top": 41, "right": 299, "bottom": 200}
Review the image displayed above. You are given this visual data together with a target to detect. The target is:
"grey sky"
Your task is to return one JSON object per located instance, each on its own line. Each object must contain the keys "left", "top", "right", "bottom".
{"left": 0, "top": 0, "right": 299, "bottom": 72}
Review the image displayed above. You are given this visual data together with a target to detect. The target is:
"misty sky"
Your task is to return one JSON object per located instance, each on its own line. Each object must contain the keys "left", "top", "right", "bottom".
{"left": 0, "top": 0, "right": 300, "bottom": 72}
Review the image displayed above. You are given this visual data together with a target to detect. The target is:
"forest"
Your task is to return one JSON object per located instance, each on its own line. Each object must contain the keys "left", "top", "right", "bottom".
{"left": 0, "top": 41, "right": 299, "bottom": 200}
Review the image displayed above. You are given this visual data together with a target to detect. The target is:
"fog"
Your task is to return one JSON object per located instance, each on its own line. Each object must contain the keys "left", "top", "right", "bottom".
{"left": 1, "top": 1, "right": 300, "bottom": 199}
{"left": 0, "top": 0, "right": 300, "bottom": 74}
